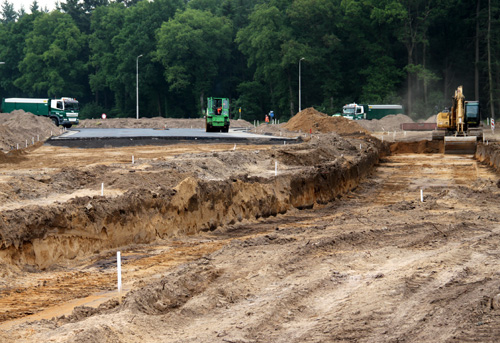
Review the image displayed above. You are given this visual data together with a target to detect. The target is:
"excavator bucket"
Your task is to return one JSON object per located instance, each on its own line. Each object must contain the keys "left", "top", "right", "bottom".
{"left": 444, "top": 136, "right": 477, "bottom": 154}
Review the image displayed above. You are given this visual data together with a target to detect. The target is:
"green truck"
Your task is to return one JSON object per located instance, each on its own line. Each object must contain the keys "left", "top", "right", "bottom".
{"left": 205, "top": 97, "right": 229, "bottom": 132}
{"left": 2, "top": 97, "right": 79, "bottom": 128}
{"left": 341, "top": 103, "right": 403, "bottom": 120}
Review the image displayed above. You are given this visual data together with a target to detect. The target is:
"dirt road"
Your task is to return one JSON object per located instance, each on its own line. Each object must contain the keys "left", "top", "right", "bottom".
{"left": 2, "top": 151, "right": 500, "bottom": 342}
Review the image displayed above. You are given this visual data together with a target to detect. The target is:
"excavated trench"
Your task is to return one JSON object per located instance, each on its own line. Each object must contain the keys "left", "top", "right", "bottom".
{"left": 1, "top": 138, "right": 498, "bottom": 272}
{"left": 0, "top": 138, "right": 385, "bottom": 270}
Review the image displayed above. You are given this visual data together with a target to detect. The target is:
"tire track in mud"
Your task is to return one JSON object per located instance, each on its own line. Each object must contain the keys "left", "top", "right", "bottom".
{"left": 119, "top": 153, "right": 499, "bottom": 343}
{"left": 172, "top": 153, "right": 500, "bottom": 343}
{"left": 287, "top": 153, "right": 500, "bottom": 343}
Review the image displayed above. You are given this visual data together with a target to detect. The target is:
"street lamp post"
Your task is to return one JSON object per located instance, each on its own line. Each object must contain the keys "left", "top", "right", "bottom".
{"left": 136, "top": 54, "right": 143, "bottom": 120}
{"left": 299, "top": 57, "right": 305, "bottom": 112}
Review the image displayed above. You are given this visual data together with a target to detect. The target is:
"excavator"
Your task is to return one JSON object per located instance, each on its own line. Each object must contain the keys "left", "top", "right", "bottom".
{"left": 431, "top": 86, "right": 483, "bottom": 154}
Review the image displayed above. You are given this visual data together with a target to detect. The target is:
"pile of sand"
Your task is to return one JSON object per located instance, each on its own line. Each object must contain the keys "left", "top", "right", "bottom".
{"left": 357, "top": 114, "right": 414, "bottom": 132}
{"left": 0, "top": 110, "right": 59, "bottom": 152}
{"left": 79, "top": 117, "right": 254, "bottom": 129}
{"left": 284, "top": 108, "right": 369, "bottom": 135}
{"left": 425, "top": 114, "right": 437, "bottom": 123}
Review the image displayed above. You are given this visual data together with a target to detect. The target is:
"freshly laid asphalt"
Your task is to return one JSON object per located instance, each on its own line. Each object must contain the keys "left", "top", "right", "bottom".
{"left": 46, "top": 128, "right": 298, "bottom": 148}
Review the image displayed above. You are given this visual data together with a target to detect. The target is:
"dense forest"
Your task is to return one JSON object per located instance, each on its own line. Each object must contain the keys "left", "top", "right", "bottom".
{"left": 0, "top": 0, "right": 499, "bottom": 122}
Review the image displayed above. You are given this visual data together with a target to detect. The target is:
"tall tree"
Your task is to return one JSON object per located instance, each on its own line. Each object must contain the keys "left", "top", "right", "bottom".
{"left": 1, "top": 0, "right": 17, "bottom": 23}
{"left": 88, "top": 2, "right": 126, "bottom": 108}
{"left": 59, "top": 0, "right": 109, "bottom": 33}
{"left": 113, "top": 0, "right": 185, "bottom": 117}
{"left": 236, "top": 4, "right": 293, "bottom": 116}
{"left": 156, "top": 8, "right": 232, "bottom": 116}
{"left": 287, "top": 0, "right": 343, "bottom": 113}
{"left": 14, "top": 11, "right": 87, "bottom": 97}
{"left": 0, "top": 10, "right": 42, "bottom": 97}
{"left": 30, "top": 1, "right": 39, "bottom": 13}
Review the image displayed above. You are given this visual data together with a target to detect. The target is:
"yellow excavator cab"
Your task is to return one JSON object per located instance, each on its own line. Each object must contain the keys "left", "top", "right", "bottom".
{"left": 436, "top": 110, "right": 452, "bottom": 129}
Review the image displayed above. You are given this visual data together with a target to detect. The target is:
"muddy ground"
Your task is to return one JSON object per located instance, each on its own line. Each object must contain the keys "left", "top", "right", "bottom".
{"left": 1, "top": 111, "right": 500, "bottom": 342}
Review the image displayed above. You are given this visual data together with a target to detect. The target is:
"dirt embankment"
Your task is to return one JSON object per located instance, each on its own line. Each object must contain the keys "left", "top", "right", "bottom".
{"left": 0, "top": 111, "right": 59, "bottom": 152}
{"left": 0, "top": 134, "right": 388, "bottom": 271}
{"left": 390, "top": 140, "right": 444, "bottom": 154}
{"left": 475, "top": 143, "right": 500, "bottom": 171}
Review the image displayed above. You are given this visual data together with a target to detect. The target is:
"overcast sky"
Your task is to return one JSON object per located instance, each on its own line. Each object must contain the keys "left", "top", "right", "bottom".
{"left": 13, "top": 0, "right": 57, "bottom": 13}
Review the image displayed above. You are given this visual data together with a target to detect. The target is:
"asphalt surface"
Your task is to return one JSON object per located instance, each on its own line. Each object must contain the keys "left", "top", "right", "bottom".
{"left": 46, "top": 128, "right": 298, "bottom": 148}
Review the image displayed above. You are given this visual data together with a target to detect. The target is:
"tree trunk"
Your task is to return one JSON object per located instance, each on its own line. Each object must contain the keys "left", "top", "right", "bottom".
{"left": 288, "top": 72, "right": 294, "bottom": 117}
{"left": 269, "top": 84, "right": 275, "bottom": 118}
{"left": 423, "top": 40, "right": 427, "bottom": 107}
{"left": 156, "top": 90, "right": 162, "bottom": 117}
{"left": 495, "top": 69, "right": 500, "bottom": 120}
{"left": 407, "top": 50, "right": 413, "bottom": 116}
{"left": 487, "top": 0, "right": 495, "bottom": 121}
{"left": 200, "top": 91, "right": 205, "bottom": 117}
{"left": 475, "top": 0, "right": 481, "bottom": 101}
{"left": 443, "top": 66, "right": 448, "bottom": 103}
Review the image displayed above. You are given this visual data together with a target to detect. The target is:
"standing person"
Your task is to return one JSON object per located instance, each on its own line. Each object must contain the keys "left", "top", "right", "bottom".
{"left": 265, "top": 114, "right": 270, "bottom": 124}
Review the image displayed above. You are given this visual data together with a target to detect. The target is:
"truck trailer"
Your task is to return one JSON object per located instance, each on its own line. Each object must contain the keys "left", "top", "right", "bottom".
{"left": 341, "top": 103, "right": 403, "bottom": 120}
{"left": 1, "top": 97, "right": 79, "bottom": 128}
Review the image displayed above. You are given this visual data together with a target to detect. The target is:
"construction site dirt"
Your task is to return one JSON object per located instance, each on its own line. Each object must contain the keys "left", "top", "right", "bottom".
{"left": 1, "top": 111, "right": 500, "bottom": 343}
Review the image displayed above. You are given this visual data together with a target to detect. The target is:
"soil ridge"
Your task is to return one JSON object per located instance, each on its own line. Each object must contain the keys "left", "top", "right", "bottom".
{"left": 0, "top": 137, "right": 387, "bottom": 270}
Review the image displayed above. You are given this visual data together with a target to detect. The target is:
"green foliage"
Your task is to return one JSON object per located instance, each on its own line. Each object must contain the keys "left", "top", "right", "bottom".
{"left": 360, "top": 56, "right": 404, "bottom": 103}
{"left": 1, "top": 0, "right": 17, "bottom": 24}
{"left": 79, "top": 101, "right": 106, "bottom": 119}
{"left": 236, "top": 4, "right": 293, "bottom": 115}
{"left": 156, "top": 8, "right": 232, "bottom": 115}
{"left": 2, "top": 0, "right": 500, "bottom": 119}
{"left": 0, "top": 11, "right": 41, "bottom": 96}
{"left": 88, "top": 3, "right": 126, "bottom": 102}
{"left": 234, "top": 80, "right": 269, "bottom": 120}
{"left": 14, "top": 11, "right": 87, "bottom": 97}
{"left": 59, "top": 0, "right": 110, "bottom": 33}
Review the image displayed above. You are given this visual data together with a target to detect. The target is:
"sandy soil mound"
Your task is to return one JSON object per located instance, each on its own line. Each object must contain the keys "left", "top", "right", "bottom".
{"left": 357, "top": 114, "right": 413, "bottom": 132}
{"left": 0, "top": 111, "right": 59, "bottom": 152}
{"left": 425, "top": 114, "right": 437, "bottom": 123}
{"left": 79, "top": 117, "right": 253, "bottom": 129}
{"left": 284, "top": 108, "right": 369, "bottom": 135}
